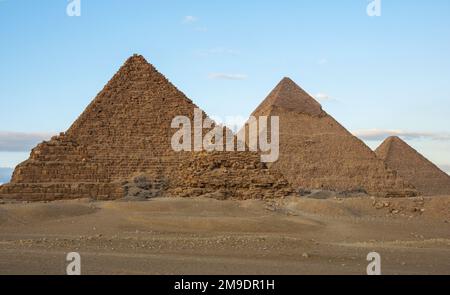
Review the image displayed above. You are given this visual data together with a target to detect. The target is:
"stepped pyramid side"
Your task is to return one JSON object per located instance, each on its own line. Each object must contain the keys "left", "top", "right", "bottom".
{"left": 376, "top": 136, "right": 450, "bottom": 196}
{"left": 245, "top": 78, "right": 416, "bottom": 197}
{"left": 0, "top": 55, "right": 293, "bottom": 201}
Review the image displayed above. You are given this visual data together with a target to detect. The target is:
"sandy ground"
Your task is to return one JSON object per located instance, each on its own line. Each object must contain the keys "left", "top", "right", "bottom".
{"left": 0, "top": 195, "right": 449, "bottom": 275}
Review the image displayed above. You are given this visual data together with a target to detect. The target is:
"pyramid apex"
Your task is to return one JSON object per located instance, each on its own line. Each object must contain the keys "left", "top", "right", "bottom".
{"left": 280, "top": 76, "right": 294, "bottom": 83}
{"left": 252, "top": 77, "right": 323, "bottom": 116}
{"left": 277, "top": 77, "right": 300, "bottom": 88}
{"left": 384, "top": 136, "right": 407, "bottom": 146}
{"left": 124, "top": 54, "right": 149, "bottom": 65}
{"left": 377, "top": 136, "right": 401, "bottom": 160}
{"left": 387, "top": 135, "right": 402, "bottom": 140}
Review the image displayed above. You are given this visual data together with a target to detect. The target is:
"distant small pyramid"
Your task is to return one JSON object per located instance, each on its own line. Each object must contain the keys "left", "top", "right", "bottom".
{"left": 252, "top": 77, "right": 324, "bottom": 117}
{"left": 0, "top": 55, "right": 293, "bottom": 201}
{"left": 245, "top": 77, "right": 416, "bottom": 197}
{"left": 376, "top": 136, "right": 450, "bottom": 196}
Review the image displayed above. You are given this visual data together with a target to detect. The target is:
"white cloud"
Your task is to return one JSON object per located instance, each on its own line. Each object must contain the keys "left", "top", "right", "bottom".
{"left": 182, "top": 16, "right": 207, "bottom": 31}
{"left": 0, "top": 131, "right": 55, "bottom": 152}
{"left": 352, "top": 129, "right": 450, "bottom": 141}
{"left": 314, "top": 93, "right": 332, "bottom": 101}
{"left": 183, "top": 16, "right": 198, "bottom": 24}
{"left": 208, "top": 73, "right": 248, "bottom": 80}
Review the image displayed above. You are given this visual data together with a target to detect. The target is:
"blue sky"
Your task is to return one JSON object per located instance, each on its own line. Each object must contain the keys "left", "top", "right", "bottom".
{"left": 0, "top": 0, "right": 449, "bottom": 175}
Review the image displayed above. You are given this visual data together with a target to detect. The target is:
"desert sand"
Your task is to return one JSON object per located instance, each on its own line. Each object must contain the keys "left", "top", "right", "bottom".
{"left": 0, "top": 195, "right": 449, "bottom": 275}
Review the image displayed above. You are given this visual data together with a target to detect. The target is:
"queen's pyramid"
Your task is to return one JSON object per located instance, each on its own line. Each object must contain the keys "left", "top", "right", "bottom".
{"left": 376, "top": 136, "right": 450, "bottom": 196}
{"left": 246, "top": 77, "right": 416, "bottom": 197}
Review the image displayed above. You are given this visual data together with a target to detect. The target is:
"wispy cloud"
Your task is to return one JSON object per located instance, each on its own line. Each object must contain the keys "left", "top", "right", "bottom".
{"left": 182, "top": 16, "right": 207, "bottom": 32}
{"left": 314, "top": 93, "right": 332, "bottom": 101}
{"left": 208, "top": 73, "right": 248, "bottom": 80}
{"left": 182, "top": 15, "right": 198, "bottom": 24}
{"left": 353, "top": 129, "right": 450, "bottom": 141}
{"left": 0, "top": 131, "right": 55, "bottom": 152}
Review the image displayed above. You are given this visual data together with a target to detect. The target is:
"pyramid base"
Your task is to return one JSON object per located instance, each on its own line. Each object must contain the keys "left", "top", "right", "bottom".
{"left": 0, "top": 182, "right": 124, "bottom": 202}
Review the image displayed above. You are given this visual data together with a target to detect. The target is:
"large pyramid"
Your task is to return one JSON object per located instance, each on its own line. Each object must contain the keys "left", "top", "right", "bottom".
{"left": 376, "top": 136, "right": 450, "bottom": 196}
{"left": 0, "top": 55, "right": 292, "bottom": 201}
{"left": 245, "top": 77, "right": 416, "bottom": 197}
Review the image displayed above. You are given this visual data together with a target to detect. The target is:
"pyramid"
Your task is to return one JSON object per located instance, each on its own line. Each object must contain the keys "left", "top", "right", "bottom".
{"left": 245, "top": 77, "right": 416, "bottom": 197}
{"left": 0, "top": 55, "right": 292, "bottom": 201}
{"left": 376, "top": 136, "right": 450, "bottom": 196}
